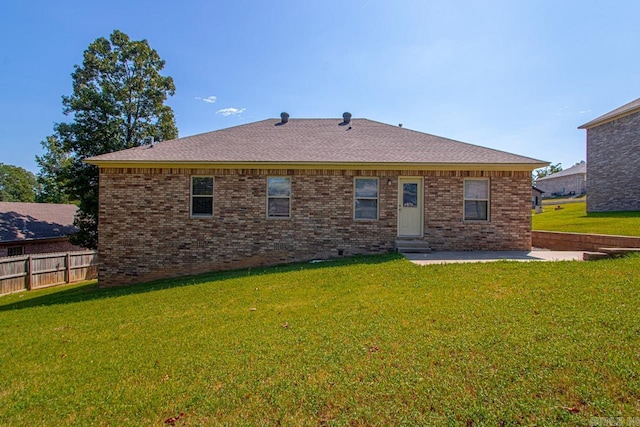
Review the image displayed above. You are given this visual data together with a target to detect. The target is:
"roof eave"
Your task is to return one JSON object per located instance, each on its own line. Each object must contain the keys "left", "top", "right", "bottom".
{"left": 85, "top": 159, "right": 548, "bottom": 171}
{"left": 578, "top": 106, "right": 640, "bottom": 129}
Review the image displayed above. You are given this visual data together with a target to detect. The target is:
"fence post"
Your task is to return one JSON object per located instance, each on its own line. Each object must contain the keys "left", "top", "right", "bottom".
{"left": 26, "top": 255, "right": 32, "bottom": 291}
{"left": 66, "top": 253, "right": 71, "bottom": 284}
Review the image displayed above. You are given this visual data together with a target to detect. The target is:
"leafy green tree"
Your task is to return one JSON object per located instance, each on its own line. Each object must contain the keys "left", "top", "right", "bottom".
{"left": 35, "top": 136, "right": 72, "bottom": 204}
{"left": 40, "top": 30, "right": 178, "bottom": 248}
{"left": 0, "top": 163, "right": 39, "bottom": 202}
{"left": 533, "top": 162, "right": 563, "bottom": 182}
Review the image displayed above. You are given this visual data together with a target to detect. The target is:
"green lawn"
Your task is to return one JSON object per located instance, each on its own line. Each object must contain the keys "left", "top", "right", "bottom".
{"left": 1, "top": 254, "right": 640, "bottom": 425}
{"left": 541, "top": 195, "right": 587, "bottom": 206}
{"left": 533, "top": 201, "right": 640, "bottom": 236}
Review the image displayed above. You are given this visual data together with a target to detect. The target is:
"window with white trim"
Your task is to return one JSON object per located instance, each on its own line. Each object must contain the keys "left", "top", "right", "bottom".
{"left": 191, "top": 176, "right": 214, "bottom": 217}
{"left": 464, "top": 179, "right": 490, "bottom": 221}
{"left": 354, "top": 177, "right": 379, "bottom": 220}
{"left": 267, "top": 177, "right": 291, "bottom": 218}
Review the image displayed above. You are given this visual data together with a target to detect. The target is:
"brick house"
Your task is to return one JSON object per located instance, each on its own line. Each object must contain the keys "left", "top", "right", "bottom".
{"left": 579, "top": 97, "right": 640, "bottom": 212}
{"left": 86, "top": 114, "right": 547, "bottom": 287}
{"left": 0, "top": 202, "right": 82, "bottom": 257}
{"left": 534, "top": 162, "right": 586, "bottom": 198}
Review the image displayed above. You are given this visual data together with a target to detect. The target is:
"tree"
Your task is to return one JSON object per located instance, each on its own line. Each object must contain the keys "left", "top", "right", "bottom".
{"left": 533, "top": 162, "right": 563, "bottom": 182}
{"left": 0, "top": 163, "right": 39, "bottom": 202}
{"left": 35, "top": 136, "right": 72, "bottom": 204}
{"left": 39, "top": 30, "right": 178, "bottom": 248}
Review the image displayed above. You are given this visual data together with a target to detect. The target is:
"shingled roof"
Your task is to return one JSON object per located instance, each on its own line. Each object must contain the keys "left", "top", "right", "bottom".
{"left": 579, "top": 97, "right": 640, "bottom": 129}
{"left": 86, "top": 118, "right": 546, "bottom": 169}
{"left": 535, "top": 162, "right": 586, "bottom": 181}
{"left": 0, "top": 202, "right": 78, "bottom": 243}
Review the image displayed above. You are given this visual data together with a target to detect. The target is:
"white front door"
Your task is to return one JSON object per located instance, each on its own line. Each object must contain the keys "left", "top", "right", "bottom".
{"left": 397, "top": 177, "right": 423, "bottom": 237}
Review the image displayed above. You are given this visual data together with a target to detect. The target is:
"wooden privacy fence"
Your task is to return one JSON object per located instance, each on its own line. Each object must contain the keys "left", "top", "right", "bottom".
{"left": 0, "top": 251, "right": 98, "bottom": 296}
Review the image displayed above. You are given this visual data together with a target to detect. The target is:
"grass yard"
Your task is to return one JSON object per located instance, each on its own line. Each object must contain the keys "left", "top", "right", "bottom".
{"left": 533, "top": 201, "right": 640, "bottom": 236}
{"left": 541, "top": 195, "right": 587, "bottom": 206}
{"left": 1, "top": 254, "right": 640, "bottom": 425}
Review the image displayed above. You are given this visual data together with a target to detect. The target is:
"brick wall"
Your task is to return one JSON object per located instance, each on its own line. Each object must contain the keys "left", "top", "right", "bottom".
{"left": 0, "top": 238, "right": 82, "bottom": 257}
{"left": 98, "top": 168, "right": 532, "bottom": 286}
{"left": 533, "top": 230, "right": 640, "bottom": 251}
{"left": 424, "top": 172, "right": 532, "bottom": 252}
{"left": 587, "top": 110, "right": 640, "bottom": 212}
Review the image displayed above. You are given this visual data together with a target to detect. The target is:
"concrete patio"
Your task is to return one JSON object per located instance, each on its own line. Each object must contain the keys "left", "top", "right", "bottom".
{"left": 403, "top": 250, "right": 584, "bottom": 265}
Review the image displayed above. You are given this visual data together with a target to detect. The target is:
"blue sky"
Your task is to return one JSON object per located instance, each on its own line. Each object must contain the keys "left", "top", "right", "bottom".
{"left": 1, "top": 0, "right": 639, "bottom": 173}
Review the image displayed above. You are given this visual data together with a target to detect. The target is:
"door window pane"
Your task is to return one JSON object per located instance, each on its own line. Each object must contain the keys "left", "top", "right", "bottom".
{"left": 403, "top": 183, "right": 418, "bottom": 207}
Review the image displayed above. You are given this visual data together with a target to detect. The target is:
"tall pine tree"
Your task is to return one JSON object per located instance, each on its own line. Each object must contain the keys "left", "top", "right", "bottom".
{"left": 40, "top": 30, "right": 178, "bottom": 248}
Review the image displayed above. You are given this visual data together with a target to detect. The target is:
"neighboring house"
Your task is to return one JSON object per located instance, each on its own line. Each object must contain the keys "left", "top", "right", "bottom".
{"left": 534, "top": 162, "right": 586, "bottom": 198}
{"left": 579, "top": 97, "right": 640, "bottom": 212}
{"left": 532, "top": 187, "right": 544, "bottom": 209}
{"left": 0, "top": 202, "right": 82, "bottom": 257}
{"left": 86, "top": 114, "right": 547, "bottom": 287}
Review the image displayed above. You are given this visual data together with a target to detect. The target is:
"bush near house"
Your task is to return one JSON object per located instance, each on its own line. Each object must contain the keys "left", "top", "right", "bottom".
{"left": 2, "top": 254, "right": 640, "bottom": 425}
{"left": 533, "top": 201, "right": 640, "bottom": 236}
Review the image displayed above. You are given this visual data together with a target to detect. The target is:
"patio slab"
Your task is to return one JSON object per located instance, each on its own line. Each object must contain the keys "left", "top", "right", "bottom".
{"left": 403, "top": 250, "right": 584, "bottom": 265}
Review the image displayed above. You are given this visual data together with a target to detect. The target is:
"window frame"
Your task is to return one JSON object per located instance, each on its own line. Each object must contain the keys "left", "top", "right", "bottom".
{"left": 7, "top": 246, "right": 24, "bottom": 257}
{"left": 463, "top": 178, "right": 490, "bottom": 222}
{"left": 190, "top": 176, "right": 214, "bottom": 218}
{"left": 266, "top": 176, "right": 291, "bottom": 219}
{"left": 354, "top": 177, "right": 379, "bottom": 221}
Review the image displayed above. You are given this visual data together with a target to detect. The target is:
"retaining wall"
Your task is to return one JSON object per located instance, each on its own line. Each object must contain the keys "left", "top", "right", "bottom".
{"left": 532, "top": 231, "right": 640, "bottom": 251}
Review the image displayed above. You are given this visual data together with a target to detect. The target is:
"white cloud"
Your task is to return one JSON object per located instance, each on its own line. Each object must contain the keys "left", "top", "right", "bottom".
{"left": 579, "top": 109, "right": 592, "bottom": 114}
{"left": 216, "top": 107, "right": 246, "bottom": 117}
{"left": 196, "top": 96, "right": 217, "bottom": 103}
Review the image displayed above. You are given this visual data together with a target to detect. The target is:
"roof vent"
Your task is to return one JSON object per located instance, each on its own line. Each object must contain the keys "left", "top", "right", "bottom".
{"left": 342, "top": 112, "right": 352, "bottom": 124}
{"left": 280, "top": 112, "right": 290, "bottom": 124}
{"left": 398, "top": 124, "right": 403, "bottom": 127}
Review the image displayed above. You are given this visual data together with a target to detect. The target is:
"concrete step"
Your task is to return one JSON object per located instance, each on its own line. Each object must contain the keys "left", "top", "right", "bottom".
{"left": 584, "top": 248, "right": 640, "bottom": 261}
{"left": 583, "top": 251, "right": 609, "bottom": 261}
{"left": 395, "top": 239, "right": 431, "bottom": 254}
{"left": 597, "top": 248, "right": 640, "bottom": 257}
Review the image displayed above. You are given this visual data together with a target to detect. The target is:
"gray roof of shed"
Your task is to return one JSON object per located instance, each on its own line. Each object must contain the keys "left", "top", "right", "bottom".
{"left": 0, "top": 202, "right": 78, "bottom": 243}
{"left": 86, "top": 118, "right": 546, "bottom": 167}
{"left": 579, "top": 97, "right": 640, "bottom": 129}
